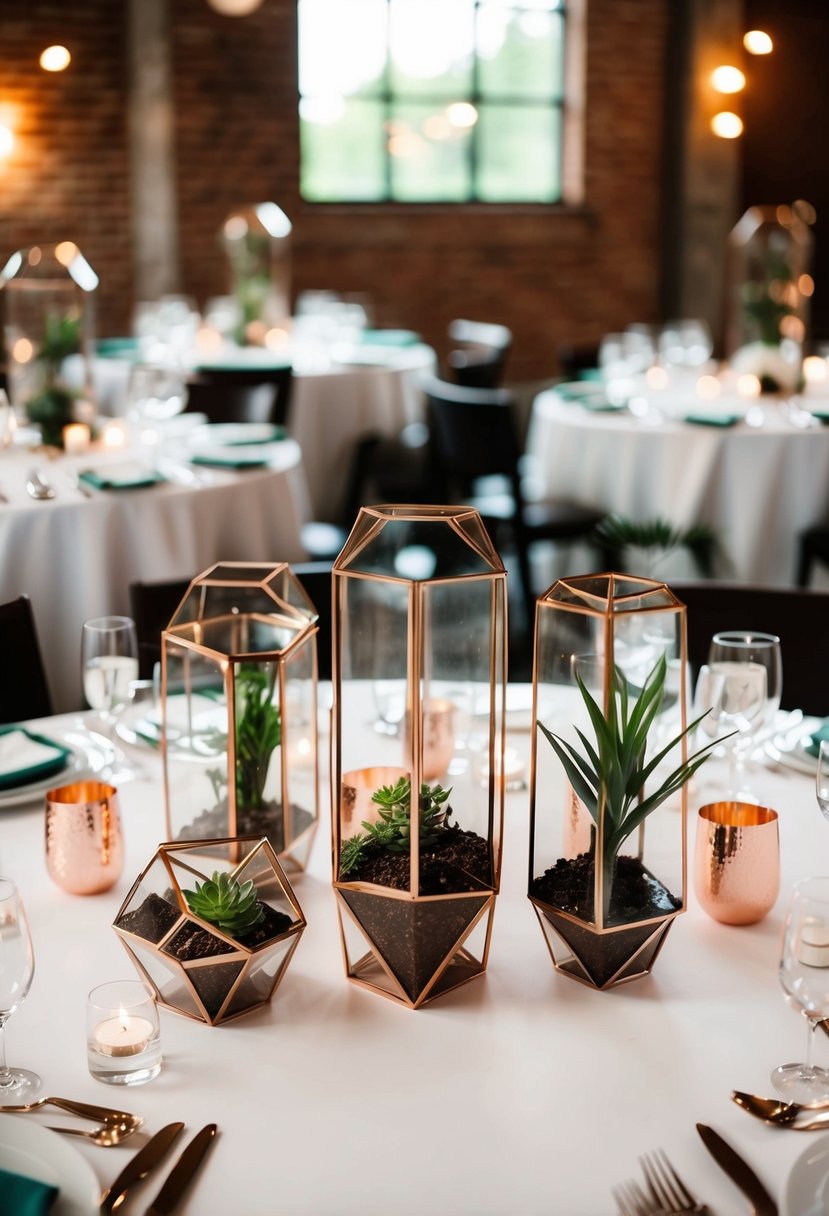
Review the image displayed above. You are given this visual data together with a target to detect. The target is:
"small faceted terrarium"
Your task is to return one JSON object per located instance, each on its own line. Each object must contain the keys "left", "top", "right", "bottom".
{"left": 332, "top": 505, "right": 507, "bottom": 1009}
{"left": 113, "top": 837, "right": 305, "bottom": 1025}
{"left": 528, "top": 574, "right": 718, "bottom": 990}
{"left": 162, "top": 562, "right": 319, "bottom": 874}
{"left": 0, "top": 242, "right": 98, "bottom": 445}
{"left": 220, "top": 202, "right": 292, "bottom": 345}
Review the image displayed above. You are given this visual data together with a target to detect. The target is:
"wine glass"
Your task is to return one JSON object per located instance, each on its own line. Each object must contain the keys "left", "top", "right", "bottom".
{"left": 817, "top": 741, "right": 829, "bottom": 822}
{"left": 0, "top": 878, "right": 40, "bottom": 1101}
{"left": 709, "top": 631, "right": 782, "bottom": 736}
{"left": 772, "top": 876, "right": 829, "bottom": 1102}
{"left": 82, "top": 617, "right": 140, "bottom": 781}
{"left": 697, "top": 661, "right": 766, "bottom": 798}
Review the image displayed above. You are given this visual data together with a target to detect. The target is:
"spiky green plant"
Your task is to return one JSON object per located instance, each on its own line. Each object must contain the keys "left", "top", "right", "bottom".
{"left": 339, "top": 778, "right": 454, "bottom": 877}
{"left": 592, "top": 515, "right": 719, "bottom": 578}
{"left": 235, "top": 666, "right": 281, "bottom": 809}
{"left": 539, "top": 653, "right": 729, "bottom": 910}
{"left": 182, "top": 870, "right": 265, "bottom": 937}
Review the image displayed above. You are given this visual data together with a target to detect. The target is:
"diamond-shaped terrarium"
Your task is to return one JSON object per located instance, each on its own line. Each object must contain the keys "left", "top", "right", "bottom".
{"left": 161, "top": 562, "right": 319, "bottom": 874}
{"left": 332, "top": 505, "right": 507, "bottom": 1009}
{"left": 528, "top": 574, "right": 719, "bottom": 990}
{"left": 113, "top": 837, "right": 305, "bottom": 1025}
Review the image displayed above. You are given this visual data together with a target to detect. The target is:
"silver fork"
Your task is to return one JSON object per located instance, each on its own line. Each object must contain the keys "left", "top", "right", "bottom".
{"left": 640, "top": 1149, "right": 710, "bottom": 1214}
{"left": 613, "top": 1178, "right": 667, "bottom": 1216}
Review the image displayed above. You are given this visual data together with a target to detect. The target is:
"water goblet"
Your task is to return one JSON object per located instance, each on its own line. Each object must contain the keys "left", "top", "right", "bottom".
{"left": 772, "top": 876, "right": 829, "bottom": 1102}
{"left": 0, "top": 878, "right": 40, "bottom": 1101}
{"left": 709, "top": 630, "right": 782, "bottom": 734}
{"left": 817, "top": 740, "right": 829, "bottom": 823}
{"left": 697, "top": 661, "right": 766, "bottom": 799}
{"left": 81, "top": 617, "right": 140, "bottom": 781}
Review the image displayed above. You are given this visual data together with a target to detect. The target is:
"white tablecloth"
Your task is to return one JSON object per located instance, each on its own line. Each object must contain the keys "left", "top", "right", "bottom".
{"left": 0, "top": 698, "right": 824, "bottom": 1215}
{"left": 526, "top": 389, "right": 829, "bottom": 584}
{"left": 0, "top": 437, "right": 311, "bottom": 711}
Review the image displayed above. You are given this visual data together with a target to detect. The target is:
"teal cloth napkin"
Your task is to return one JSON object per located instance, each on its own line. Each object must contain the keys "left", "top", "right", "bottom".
{"left": 0, "top": 1167, "right": 58, "bottom": 1215}
{"left": 683, "top": 413, "right": 741, "bottom": 428}
{"left": 806, "top": 409, "right": 829, "bottom": 424}
{"left": 190, "top": 450, "right": 271, "bottom": 469}
{"left": 0, "top": 726, "right": 71, "bottom": 790}
{"left": 804, "top": 722, "right": 829, "bottom": 758}
{"left": 79, "top": 463, "right": 164, "bottom": 490}
{"left": 359, "top": 328, "right": 420, "bottom": 347}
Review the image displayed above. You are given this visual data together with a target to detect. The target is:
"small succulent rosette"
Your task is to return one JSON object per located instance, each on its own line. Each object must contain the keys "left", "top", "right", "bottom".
{"left": 113, "top": 836, "right": 305, "bottom": 1025}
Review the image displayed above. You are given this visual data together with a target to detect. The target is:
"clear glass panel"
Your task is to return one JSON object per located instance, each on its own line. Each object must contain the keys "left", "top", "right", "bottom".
{"left": 300, "top": 100, "right": 386, "bottom": 203}
{"left": 226, "top": 936, "right": 296, "bottom": 1017}
{"left": 298, "top": 0, "right": 387, "bottom": 98}
{"left": 282, "top": 640, "right": 318, "bottom": 857}
{"left": 122, "top": 939, "right": 203, "bottom": 1020}
{"left": 389, "top": 103, "right": 471, "bottom": 202}
{"left": 389, "top": 0, "right": 475, "bottom": 98}
{"left": 341, "top": 514, "right": 500, "bottom": 578}
{"left": 477, "top": 102, "right": 560, "bottom": 202}
{"left": 478, "top": 5, "right": 563, "bottom": 99}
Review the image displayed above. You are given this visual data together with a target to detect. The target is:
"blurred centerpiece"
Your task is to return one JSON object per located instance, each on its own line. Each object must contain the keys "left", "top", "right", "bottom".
{"left": 161, "top": 562, "right": 319, "bottom": 874}
{"left": 726, "top": 202, "right": 814, "bottom": 393}
{"left": 332, "top": 505, "right": 507, "bottom": 1009}
{"left": 0, "top": 242, "right": 98, "bottom": 445}
{"left": 528, "top": 574, "right": 716, "bottom": 990}
{"left": 220, "top": 202, "right": 292, "bottom": 346}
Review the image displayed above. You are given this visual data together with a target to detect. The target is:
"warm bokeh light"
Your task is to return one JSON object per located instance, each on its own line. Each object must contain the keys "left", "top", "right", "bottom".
{"left": 794, "top": 199, "right": 817, "bottom": 225}
{"left": 206, "top": 0, "right": 264, "bottom": 13}
{"left": 645, "top": 366, "right": 669, "bottom": 390}
{"left": 799, "top": 274, "right": 816, "bottom": 298}
{"left": 696, "top": 375, "right": 721, "bottom": 400}
{"left": 102, "top": 420, "right": 128, "bottom": 449}
{"left": 736, "top": 374, "right": 762, "bottom": 398}
{"left": 776, "top": 204, "right": 794, "bottom": 227}
{"left": 265, "top": 327, "right": 290, "bottom": 351}
{"left": 711, "top": 111, "right": 743, "bottom": 139}
{"left": 446, "top": 102, "right": 478, "bottom": 129}
{"left": 223, "top": 215, "right": 248, "bottom": 241}
{"left": 0, "top": 124, "right": 13, "bottom": 158}
{"left": 40, "top": 45, "right": 71, "bottom": 72}
{"left": 803, "top": 356, "right": 828, "bottom": 384}
{"left": 28, "top": 247, "right": 42, "bottom": 267}
{"left": 711, "top": 65, "right": 746, "bottom": 94}
{"left": 780, "top": 315, "right": 805, "bottom": 342}
{"left": 195, "top": 325, "right": 223, "bottom": 354}
{"left": 422, "top": 113, "right": 452, "bottom": 141}
{"left": 744, "top": 30, "right": 773, "bottom": 55}
{"left": 11, "top": 338, "right": 34, "bottom": 364}
{"left": 55, "top": 241, "right": 79, "bottom": 267}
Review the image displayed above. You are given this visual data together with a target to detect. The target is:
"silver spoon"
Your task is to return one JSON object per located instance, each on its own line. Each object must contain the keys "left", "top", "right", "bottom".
{"left": 25, "top": 468, "right": 55, "bottom": 499}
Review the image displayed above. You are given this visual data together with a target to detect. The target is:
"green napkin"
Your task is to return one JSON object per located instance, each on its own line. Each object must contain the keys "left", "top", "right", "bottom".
{"left": 683, "top": 413, "right": 741, "bottom": 428}
{"left": 190, "top": 451, "right": 271, "bottom": 469}
{"left": 79, "top": 463, "right": 164, "bottom": 490}
{"left": 359, "top": 328, "right": 420, "bottom": 347}
{"left": 96, "top": 337, "right": 140, "bottom": 360}
{"left": 806, "top": 410, "right": 829, "bottom": 424}
{"left": 0, "top": 1167, "right": 58, "bottom": 1215}
{"left": 221, "top": 425, "right": 286, "bottom": 446}
{"left": 554, "top": 381, "right": 625, "bottom": 411}
{"left": 804, "top": 722, "right": 829, "bottom": 758}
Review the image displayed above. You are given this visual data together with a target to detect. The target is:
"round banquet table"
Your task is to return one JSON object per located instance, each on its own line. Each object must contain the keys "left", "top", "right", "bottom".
{"left": 0, "top": 434, "right": 311, "bottom": 712}
{"left": 0, "top": 695, "right": 826, "bottom": 1215}
{"left": 525, "top": 387, "right": 829, "bottom": 585}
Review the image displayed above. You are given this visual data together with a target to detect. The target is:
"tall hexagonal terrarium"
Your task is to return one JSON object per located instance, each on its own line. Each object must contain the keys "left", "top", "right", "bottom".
{"left": 113, "top": 837, "right": 305, "bottom": 1025}
{"left": 332, "top": 505, "right": 507, "bottom": 1009}
{"left": 162, "top": 562, "right": 319, "bottom": 874}
{"left": 528, "top": 574, "right": 716, "bottom": 990}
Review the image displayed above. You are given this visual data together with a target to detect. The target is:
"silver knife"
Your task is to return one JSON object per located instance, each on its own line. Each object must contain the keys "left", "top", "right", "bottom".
{"left": 144, "top": 1123, "right": 217, "bottom": 1216}
{"left": 99, "top": 1122, "right": 185, "bottom": 1214}
{"left": 696, "top": 1122, "right": 778, "bottom": 1215}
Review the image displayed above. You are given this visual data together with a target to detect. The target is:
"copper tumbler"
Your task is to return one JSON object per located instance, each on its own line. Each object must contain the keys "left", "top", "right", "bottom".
{"left": 694, "top": 801, "right": 780, "bottom": 925}
{"left": 45, "top": 781, "right": 123, "bottom": 895}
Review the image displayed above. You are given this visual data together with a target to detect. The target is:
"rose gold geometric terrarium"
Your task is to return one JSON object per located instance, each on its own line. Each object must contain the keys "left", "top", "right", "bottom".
{"left": 528, "top": 574, "right": 689, "bottom": 991}
{"left": 161, "top": 562, "right": 319, "bottom": 874}
{"left": 332, "top": 505, "right": 507, "bottom": 1009}
{"left": 113, "top": 837, "right": 305, "bottom": 1026}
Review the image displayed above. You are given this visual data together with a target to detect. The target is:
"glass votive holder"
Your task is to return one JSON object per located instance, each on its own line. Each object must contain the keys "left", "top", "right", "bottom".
{"left": 87, "top": 980, "right": 162, "bottom": 1085}
{"left": 46, "top": 781, "right": 123, "bottom": 895}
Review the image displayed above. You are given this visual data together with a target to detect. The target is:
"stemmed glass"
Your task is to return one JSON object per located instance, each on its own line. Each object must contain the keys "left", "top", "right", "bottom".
{"left": 818, "top": 742, "right": 829, "bottom": 823}
{"left": 709, "top": 631, "right": 782, "bottom": 734}
{"left": 81, "top": 617, "right": 140, "bottom": 781}
{"left": 0, "top": 878, "right": 39, "bottom": 1101}
{"left": 772, "top": 876, "right": 829, "bottom": 1101}
{"left": 696, "top": 661, "right": 767, "bottom": 798}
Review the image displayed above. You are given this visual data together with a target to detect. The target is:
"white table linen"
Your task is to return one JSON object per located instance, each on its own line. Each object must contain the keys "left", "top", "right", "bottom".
{"left": 526, "top": 388, "right": 829, "bottom": 584}
{"left": 0, "top": 698, "right": 824, "bottom": 1215}
{"left": 0, "top": 438, "right": 311, "bottom": 711}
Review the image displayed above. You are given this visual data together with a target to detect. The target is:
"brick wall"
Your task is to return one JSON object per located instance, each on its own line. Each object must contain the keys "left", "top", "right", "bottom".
{"left": 0, "top": 0, "right": 670, "bottom": 381}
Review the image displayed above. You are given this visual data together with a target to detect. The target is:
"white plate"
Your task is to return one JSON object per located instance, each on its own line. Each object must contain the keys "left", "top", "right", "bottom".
{"left": 0, "top": 734, "right": 106, "bottom": 810}
{"left": 783, "top": 1131, "right": 829, "bottom": 1216}
{"left": 189, "top": 422, "right": 282, "bottom": 447}
{"left": 0, "top": 1113, "right": 99, "bottom": 1215}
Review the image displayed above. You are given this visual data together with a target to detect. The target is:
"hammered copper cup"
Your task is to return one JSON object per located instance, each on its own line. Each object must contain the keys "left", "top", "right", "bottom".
{"left": 45, "top": 781, "right": 123, "bottom": 895}
{"left": 694, "top": 801, "right": 780, "bottom": 925}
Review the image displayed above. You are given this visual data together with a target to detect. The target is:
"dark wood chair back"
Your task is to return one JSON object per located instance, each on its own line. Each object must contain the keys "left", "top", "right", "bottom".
{"left": 185, "top": 365, "right": 293, "bottom": 426}
{"left": 0, "top": 596, "right": 53, "bottom": 723}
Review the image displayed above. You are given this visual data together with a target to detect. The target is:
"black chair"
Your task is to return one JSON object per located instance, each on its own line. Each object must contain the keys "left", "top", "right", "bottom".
{"left": 796, "top": 526, "right": 829, "bottom": 588}
{"left": 185, "top": 365, "right": 293, "bottom": 427}
{"left": 447, "top": 319, "right": 512, "bottom": 389}
{"left": 0, "top": 596, "right": 53, "bottom": 723}
{"left": 671, "top": 580, "right": 829, "bottom": 716}
{"left": 424, "top": 376, "right": 614, "bottom": 630}
{"left": 129, "top": 564, "right": 333, "bottom": 682}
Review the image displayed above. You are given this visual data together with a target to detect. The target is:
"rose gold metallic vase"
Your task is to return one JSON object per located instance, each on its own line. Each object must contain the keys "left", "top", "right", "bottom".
{"left": 694, "top": 802, "right": 780, "bottom": 925}
{"left": 45, "top": 780, "right": 123, "bottom": 895}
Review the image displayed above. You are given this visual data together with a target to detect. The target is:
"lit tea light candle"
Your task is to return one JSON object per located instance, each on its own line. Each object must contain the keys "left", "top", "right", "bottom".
{"left": 736, "top": 373, "right": 761, "bottom": 398}
{"left": 93, "top": 1006, "right": 153, "bottom": 1057}
{"left": 101, "top": 420, "right": 128, "bottom": 449}
{"left": 803, "top": 355, "right": 829, "bottom": 385}
{"left": 695, "top": 375, "right": 721, "bottom": 400}
{"left": 63, "top": 422, "right": 91, "bottom": 454}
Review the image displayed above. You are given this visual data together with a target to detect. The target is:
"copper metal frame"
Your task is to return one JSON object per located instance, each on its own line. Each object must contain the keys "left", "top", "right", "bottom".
{"left": 160, "top": 562, "right": 320, "bottom": 870}
{"left": 113, "top": 836, "right": 306, "bottom": 1026}
{"left": 528, "top": 573, "right": 689, "bottom": 990}
{"left": 331, "top": 505, "right": 507, "bottom": 1008}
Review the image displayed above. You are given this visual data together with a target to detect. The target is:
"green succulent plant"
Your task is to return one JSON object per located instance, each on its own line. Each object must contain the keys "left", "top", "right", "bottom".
{"left": 538, "top": 653, "right": 729, "bottom": 910}
{"left": 235, "top": 666, "right": 282, "bottom": 809}
{"left": 339, "top": 777, "right": 454, "bottom": 877}
{"left": 182, "top": 870, "right": 265, "bottom": 937}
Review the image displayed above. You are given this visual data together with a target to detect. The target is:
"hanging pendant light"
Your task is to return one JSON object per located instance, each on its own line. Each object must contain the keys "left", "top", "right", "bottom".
{"left": 206, "top": 0, "right": 264, "bottom": 14}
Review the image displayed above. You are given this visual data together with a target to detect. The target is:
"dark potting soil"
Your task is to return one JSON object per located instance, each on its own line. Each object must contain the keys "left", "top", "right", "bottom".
{"left": 345, "top": 829, "right": 491, "bottom": 895}
{"left": 175, "top": 801, "right": 314, "bottom": 853}
{"left": 116, "top": 891, "right": 181, "bottom": 943}
{"left": 530, "top": 852, "right": 681, "bottom": 924}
